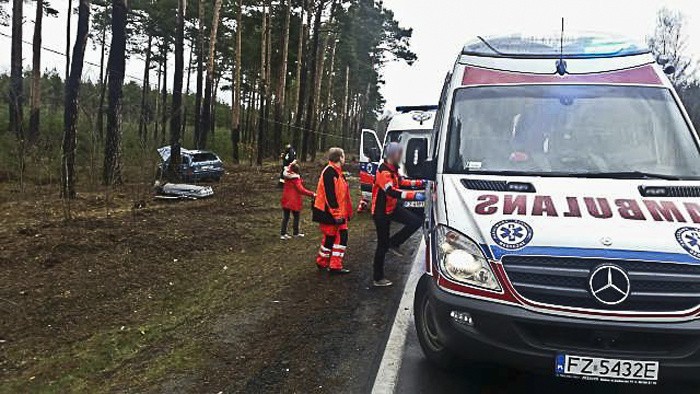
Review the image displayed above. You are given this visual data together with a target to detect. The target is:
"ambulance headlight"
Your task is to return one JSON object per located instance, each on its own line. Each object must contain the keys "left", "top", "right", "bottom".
{"left": 436, "top": 225, "right": 500, "bottom": 291}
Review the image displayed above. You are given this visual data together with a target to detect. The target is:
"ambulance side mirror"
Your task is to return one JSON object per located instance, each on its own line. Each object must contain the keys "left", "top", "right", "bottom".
{"left": 405, "top": 138, "right": 436, "bottom": 181}
{"left": 407, "top": 159, "right": 436, "bottom": 181}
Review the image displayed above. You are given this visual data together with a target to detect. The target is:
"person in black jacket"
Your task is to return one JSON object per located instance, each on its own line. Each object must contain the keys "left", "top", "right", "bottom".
{"left": 279, "top": 144, "right": 297, "bottom": 187}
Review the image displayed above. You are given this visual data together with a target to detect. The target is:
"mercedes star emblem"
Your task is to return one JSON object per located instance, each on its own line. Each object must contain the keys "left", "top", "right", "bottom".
{"left": 588, "top": 265, "right": 631, "bottom": 305}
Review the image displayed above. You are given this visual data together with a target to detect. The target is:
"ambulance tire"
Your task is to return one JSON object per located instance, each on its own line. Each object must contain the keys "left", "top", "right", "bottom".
{"left": 414, "top": 278, "right": 457, "bottom": 370}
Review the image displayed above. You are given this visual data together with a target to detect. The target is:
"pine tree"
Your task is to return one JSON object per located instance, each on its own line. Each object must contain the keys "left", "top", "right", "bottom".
{"left": 61, "top": 0, "right": 91, "bottom": 199}
{"left": 198, "top": 0, "right": 223, "bottom": 149}
{"left": 103, "top": 0, "right": 128, "bottom": 186}
{"left": 230, "top": 0, "right": 243, "bottom": 163}
{"left": 9, "top": 0, "right": 23, "bottom": 137}
{"left": 168, "top": 0, "right": 186, "bottom": 178}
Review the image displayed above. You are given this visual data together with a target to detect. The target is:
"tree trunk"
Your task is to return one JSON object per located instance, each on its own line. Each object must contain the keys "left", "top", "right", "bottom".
{"left": 341, "top": 65, "right": 349, "bottom": 142}
{"left": 96, "top": 25, "right": 109, "bottom": 140}
{"left": 230, "top": 0, "right": 243, "bottom": 163}
{"left": 198, "top": 0, "right": 223, "bottom": 149}
{"left": 183, "top": 36, "right": 195, "bottom": 139}
{"left": 301, "top": 0, "right": 326, "bottom": 160}
{"left": 103, "top": 0, "right": 127, "bottom": 186}
{"left": 65, "top": 0, "right": 72, "bottom": 82}
{"left": 29, "top": 0, "right": 44, "bottom": 143}
{"left": 138, "top": 34, "right": 152, "bottom": 141}
{"left": 211, "top": 75, "right": 220, "bottom": 134}
{"left": 61, "top": 0, "right": 90, "bottom": 199}
{"left": 309, "top": 31, "right": 330, "bottom": 159}
{"left": 272, "top": 0, "right": 291, "bottom": 152}
{"left": 292, "top": 1, "right": 310, "bottom": 151}
{"left": 9, "top": 0, "right": 23, "bottom": 138}
{"left": 256, "top": 1, "right": 269, "bottom": 166}
{"left": 168, "top": 0, "right": 186, "bottom": 178}
{"left": 154, "top": 60, "right": 161, "bottom": 140}
{"left": 160, "top": 45, "right": 168, "bottom": 144}
{"left": 320, "top": 36, "right": 337, "bottom": 151}
{"left": 264, "top": 7, "right": 272, "bottom": 156}
{"left": 193, "top": 0, "right": 205, "bottom": 147}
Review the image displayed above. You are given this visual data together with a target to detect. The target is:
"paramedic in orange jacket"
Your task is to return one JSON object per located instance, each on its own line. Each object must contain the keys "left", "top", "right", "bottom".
{"left": 371, "top": 142, "right": 426, "bottom": 287}
{"left": 312, "top": 147, "right": 353, "bottom": 274}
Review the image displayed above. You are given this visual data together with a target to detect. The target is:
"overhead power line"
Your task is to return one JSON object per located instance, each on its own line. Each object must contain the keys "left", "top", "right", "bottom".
{"left": 0, "top": 30, "right": 144, "bottom": 83}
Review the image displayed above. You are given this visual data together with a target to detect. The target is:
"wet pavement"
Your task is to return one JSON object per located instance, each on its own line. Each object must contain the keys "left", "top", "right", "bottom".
{"left": 393, "top": 312, "right": 698, "bottom": 394}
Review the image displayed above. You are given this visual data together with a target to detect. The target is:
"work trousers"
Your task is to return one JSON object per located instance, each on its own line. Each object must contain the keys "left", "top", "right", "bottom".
{"left": 373, "top": 206, "right": 422, "bottom": 281}
{"left": 317, "top": 223, "right": 349, "bottom": 270}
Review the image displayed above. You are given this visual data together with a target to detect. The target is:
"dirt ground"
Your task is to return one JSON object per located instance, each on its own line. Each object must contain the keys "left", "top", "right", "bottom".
{"left": 0, "top": 163, "right": 415, "bottom": 393}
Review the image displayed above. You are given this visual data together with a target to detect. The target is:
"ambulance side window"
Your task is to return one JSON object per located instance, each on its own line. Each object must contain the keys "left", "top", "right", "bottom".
{"left": 433, "top": 71, "right": 452, "bottom": 160}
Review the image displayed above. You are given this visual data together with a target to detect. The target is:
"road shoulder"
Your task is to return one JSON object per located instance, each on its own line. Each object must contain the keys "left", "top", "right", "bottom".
{"left": 372, "top": 241, "right": 425, "bottom": 394}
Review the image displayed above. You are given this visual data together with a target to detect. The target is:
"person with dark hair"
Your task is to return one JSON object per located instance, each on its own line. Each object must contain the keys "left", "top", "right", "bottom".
{"left": 312, "top": 148, "right": 353, "bottom": 274}
{"left": 371, "top": 142, "right": 426, "bottom": 287}
{"left": 279, "top": 144, "right": 297, "bottom": 187}
{"left": 280, "top": 161, "right": 315, "bottom": 239}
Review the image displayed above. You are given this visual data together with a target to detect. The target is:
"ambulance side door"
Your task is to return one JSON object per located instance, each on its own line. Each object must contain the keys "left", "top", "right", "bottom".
{"left": 359, "top": 129, "right": 382, "bottom": 199}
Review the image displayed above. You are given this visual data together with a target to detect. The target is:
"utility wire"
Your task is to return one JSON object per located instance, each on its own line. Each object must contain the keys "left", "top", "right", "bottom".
{"left": 0, "top": 30, "right": 144, "bottom": 82}
{"left": 0, "top": 31, "right": 359, "bottom": 142}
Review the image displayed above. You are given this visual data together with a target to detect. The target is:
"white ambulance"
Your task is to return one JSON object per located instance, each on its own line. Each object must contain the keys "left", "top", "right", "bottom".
{"left": 409, "top": 34, "right": 700, "bottom": 384}
{"left": 359, "top": 106, "right": 437, "bottom": 210}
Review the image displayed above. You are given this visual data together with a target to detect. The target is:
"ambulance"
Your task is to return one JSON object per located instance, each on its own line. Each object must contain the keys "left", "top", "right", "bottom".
{"left": 409, "top": 33, "right": 700, "bottom": 384}
{"left": 359, "top": 106, "right": 437, "bottom": 211}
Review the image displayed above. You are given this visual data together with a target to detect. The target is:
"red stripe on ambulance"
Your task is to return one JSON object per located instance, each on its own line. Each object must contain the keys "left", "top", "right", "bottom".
{"left": 462, "top": 65, "right": 663, "bottom": 86}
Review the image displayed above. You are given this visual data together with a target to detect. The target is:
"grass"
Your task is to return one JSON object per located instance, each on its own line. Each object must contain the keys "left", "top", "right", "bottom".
{"left": 0, "top": 159, "right": 376, "bottom": 392}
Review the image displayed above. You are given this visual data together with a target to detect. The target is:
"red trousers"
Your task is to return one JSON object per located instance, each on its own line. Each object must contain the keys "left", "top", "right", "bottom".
{"left": 316, "top": 223, "right": 349, "bottom": 270}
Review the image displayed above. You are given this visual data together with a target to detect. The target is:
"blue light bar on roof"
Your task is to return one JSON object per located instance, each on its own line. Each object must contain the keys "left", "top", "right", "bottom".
{"left": 463, "top": 33, "right": 650, "bottom": 59}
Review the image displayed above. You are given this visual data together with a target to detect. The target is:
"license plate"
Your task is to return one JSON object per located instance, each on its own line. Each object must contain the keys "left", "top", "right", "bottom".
{"left": 555, "top": 354, "right": 658, "bottom": 384}
{"left": 404, "top": 201, "right": 424, "bottom": 208}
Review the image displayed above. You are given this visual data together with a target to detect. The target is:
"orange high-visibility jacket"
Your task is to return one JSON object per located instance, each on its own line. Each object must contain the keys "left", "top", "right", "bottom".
{"left": 313, "top": 162, "right": 353, "bottom": 223}
{"left": 371, "top": 161, "right": 424, "bottom": 215}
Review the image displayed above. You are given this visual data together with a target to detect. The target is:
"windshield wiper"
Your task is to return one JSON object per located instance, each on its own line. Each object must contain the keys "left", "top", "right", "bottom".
{"left": 460, "top": 170, "right": 561, "bottom": 177}
{"left": 576, "top": 171, "right": 683, "bottom": 180}
{"left": 459, "top": 169, "right": 691, "bottom": 180}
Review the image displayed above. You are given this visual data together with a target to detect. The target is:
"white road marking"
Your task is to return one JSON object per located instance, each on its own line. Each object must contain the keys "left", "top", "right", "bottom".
{"left": 371, "top": 241, "right": 425, "bottom": 394}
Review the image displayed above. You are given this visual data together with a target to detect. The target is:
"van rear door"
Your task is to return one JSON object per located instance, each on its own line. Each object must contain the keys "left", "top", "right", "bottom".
{"left": 359, "top": 129, "right": 382, "bottom": 200}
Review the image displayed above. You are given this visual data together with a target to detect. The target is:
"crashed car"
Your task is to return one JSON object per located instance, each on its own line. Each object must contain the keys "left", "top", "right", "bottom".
{"left": 153, "top": 180, "right": 214, "bottom": 200}
{"left": 410, "top": 34, "right": 700, "bottom": 384}
{"left": 157, "top": 146, "right": 224, "bottom": 182}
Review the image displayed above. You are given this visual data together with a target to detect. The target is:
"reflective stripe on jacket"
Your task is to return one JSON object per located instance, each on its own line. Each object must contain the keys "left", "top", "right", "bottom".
{"left": 371, "top": 162, "right": 424, "bottom": 215}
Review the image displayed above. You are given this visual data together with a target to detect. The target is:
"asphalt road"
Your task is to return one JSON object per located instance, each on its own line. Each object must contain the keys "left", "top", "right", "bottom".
{"left": 393, "top": 317, "right": 699, "bottom": 394}
{"left": 375, "top": 243, "right": 699, "bottom": 394}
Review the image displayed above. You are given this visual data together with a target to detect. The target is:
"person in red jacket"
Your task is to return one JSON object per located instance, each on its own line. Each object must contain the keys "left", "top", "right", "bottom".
{"left": 280, "top": 161, "right": 315, "bottom": 240}
{"left": 312, "top": 148, "right": 353, "bottom": 274}
{"left": 371, "top": 142, "right": 426, "bottom": 287}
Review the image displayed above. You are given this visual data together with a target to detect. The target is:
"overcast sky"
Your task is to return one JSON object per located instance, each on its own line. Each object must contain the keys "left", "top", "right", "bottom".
{"left": 2, "top": 0, "right": 700, "bottom": 114}
{"left": 380, "top": 0, "right": 700, "bottom": 111}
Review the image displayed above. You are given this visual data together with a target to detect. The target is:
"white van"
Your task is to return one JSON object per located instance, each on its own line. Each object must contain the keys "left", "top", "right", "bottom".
{"left": 359, "top": 106, "right": 437, "bottom": 210}
{"left": 410, "top": 34, "right": 700, "bottom": 384}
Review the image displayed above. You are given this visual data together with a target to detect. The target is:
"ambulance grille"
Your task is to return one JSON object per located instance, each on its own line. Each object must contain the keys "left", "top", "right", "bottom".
{"left": 501, "top": 256, "right": 700, "bottom": 312}
{"left": 461, "top": 179, "right": 536, "bottom": 193}
{"left": 461, "top": 179, "right": 509, "bottom": 191}
{"left": 638, "top": 185, "right": 700, "bottom": 197}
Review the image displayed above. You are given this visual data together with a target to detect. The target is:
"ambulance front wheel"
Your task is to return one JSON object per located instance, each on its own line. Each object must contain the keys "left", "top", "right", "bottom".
{"left": 414, "top": 277, "right": 456, "bottom": 370}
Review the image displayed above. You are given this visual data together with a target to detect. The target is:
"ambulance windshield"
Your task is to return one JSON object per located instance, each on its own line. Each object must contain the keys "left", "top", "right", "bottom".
{"left": 445, "top": 85, "right": 700, "bottom": 179}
